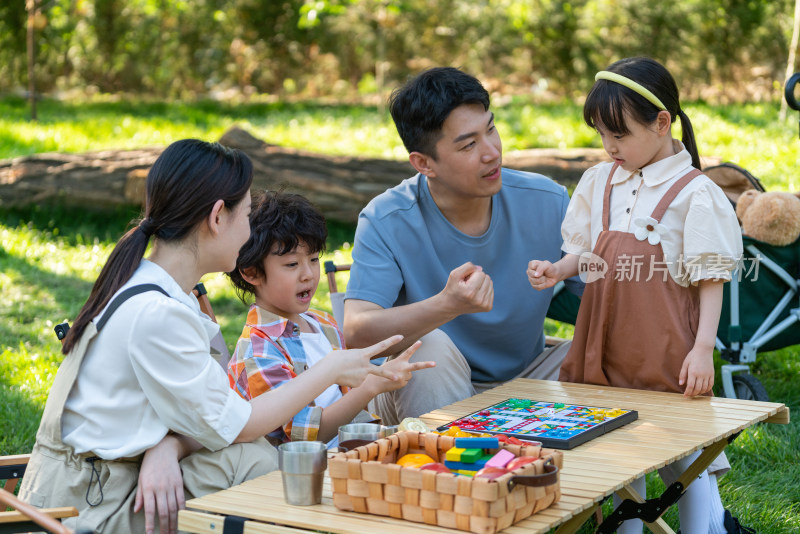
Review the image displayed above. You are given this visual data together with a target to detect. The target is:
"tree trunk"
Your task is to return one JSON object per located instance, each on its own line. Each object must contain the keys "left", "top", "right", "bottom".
{"left": 0, "top": 126, "right": 631, "bottom": 223}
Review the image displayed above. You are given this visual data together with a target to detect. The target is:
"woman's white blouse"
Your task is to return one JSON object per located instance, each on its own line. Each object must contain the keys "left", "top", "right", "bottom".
{"left": 61, "top": 260, "right": 251, "bottom": 459}
{"left": 561, "top": 146, "right": 743, "bottom": 287}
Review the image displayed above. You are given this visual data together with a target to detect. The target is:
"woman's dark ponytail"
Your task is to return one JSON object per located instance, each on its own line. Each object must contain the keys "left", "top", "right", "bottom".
{"left": 61, "top": 139, "right": 253, "bottom": 354}
{"left": 61, "top": 226, "right": 151, "bottom": 353}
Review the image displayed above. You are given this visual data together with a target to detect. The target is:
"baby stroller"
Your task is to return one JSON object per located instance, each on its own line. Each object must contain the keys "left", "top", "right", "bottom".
{"left": 705, "top": 162, "right": 800, "bottom": 402}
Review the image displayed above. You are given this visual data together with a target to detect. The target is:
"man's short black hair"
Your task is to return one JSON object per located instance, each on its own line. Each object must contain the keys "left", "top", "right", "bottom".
{"left": 227, "top": 190, "right": 327, "bottom": 304}
{"left": 389, "top": 67, "right": 490, "bottom": 159}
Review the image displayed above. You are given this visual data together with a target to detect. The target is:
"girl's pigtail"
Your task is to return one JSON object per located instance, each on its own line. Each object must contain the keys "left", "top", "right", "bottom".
{"left": 678, "top": 109, "right": 701, "bottom": 170}
{"left": 61, "top": 226, "right": 151, "bottom": 354}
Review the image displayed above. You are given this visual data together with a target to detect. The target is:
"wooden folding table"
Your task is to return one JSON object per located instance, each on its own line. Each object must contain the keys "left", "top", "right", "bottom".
{"left": 179, "top": 378, "right": 789, "bottom": 534}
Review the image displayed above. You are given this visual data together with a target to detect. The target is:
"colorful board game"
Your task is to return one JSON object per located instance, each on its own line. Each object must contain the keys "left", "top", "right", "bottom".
{"left": 437, "top": 398, "right": 638, "bottom": 449}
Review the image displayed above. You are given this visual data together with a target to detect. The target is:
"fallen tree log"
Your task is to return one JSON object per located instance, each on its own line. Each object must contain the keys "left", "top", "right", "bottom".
{"left": 0, "top": 126, "right": 632, "bottom": 222}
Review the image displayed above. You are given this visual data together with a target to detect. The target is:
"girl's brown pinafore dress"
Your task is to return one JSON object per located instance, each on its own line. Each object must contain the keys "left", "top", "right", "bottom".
{"left": 559, "top": 164, "right": 704, "bottom": 394}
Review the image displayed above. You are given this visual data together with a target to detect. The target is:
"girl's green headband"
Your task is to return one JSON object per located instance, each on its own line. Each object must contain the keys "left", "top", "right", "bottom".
{"left": 595, "top": 71, "right": 667, "bottom": 111}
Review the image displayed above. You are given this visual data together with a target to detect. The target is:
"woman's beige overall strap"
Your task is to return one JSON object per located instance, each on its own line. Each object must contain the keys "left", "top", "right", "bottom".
{"left": 35, "top": 323, "right": 99, "bottom": 446}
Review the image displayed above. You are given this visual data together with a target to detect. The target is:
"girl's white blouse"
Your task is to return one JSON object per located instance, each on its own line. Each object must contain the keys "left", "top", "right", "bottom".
{"left": 561, "top": 146, "right": 743, "bottom": 287}
{"left": 61, "top": 259, "right": 251, "bottom": 459}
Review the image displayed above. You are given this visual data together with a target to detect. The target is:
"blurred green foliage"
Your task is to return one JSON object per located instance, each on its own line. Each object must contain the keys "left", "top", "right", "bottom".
{"left": 1, "top": 0, "right": 794, "bottom": 101}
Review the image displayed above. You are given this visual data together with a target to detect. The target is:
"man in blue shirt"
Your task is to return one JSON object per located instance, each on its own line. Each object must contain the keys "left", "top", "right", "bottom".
{"left": 344, "top": 67, "right": 581, "bottom": 424}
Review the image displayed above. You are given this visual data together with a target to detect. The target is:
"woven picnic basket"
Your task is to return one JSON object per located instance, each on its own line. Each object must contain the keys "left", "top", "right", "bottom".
{"left": 329, "top": 431, "right": 562, "bottom": 534}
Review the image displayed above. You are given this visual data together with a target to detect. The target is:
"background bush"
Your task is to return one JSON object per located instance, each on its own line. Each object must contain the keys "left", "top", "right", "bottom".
{"left": 2, "top": 0, "right": 795, "bottom": 102}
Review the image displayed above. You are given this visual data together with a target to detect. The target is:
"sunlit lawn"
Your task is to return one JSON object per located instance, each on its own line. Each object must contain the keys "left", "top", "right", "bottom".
{"left": 1, "top": 96, "right": 799, "bottom": 191}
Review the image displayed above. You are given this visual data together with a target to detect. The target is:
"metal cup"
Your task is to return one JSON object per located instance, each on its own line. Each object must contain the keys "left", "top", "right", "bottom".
{"left": 278, "top": 441, "right": 327, "bottom": 506}
{"left": 337, "top": 423, "right": 396, "bottom": 444}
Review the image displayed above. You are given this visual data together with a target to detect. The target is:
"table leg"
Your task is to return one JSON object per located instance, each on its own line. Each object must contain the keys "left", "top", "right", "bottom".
{"left": 597, "top": 433, "right": 739, "bottom": 534}
{"left": 553, "top": 504, "right": 601, "bottom": 534}
{"left": 615, "top": 485, "right": 674, "bottom": 534}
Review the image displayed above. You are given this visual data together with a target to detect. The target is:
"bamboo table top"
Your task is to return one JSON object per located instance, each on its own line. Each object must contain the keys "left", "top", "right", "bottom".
{"left": 179, "top": 379, "right": 789, "bottom": 534}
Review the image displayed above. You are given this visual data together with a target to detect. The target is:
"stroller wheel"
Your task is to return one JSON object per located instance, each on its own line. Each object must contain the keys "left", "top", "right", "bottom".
{"left": 731, "top": 373, "right": 769, "bottom": 402}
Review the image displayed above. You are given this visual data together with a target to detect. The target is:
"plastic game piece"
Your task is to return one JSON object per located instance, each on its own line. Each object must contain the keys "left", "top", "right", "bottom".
{"left": 454, "top": 437, "right": 499, "bottom": 449}
{"left": 554, "top": 403, "right": 565, "bottom": 409}
{"left": 441, "top": 426, "right": 474, "bottom": 438}
{"left": 485, "top": 449, "right": 515, "bottom": 469}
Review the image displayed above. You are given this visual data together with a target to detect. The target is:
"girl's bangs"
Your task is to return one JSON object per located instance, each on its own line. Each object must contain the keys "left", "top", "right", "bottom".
{"left": 583, "top": 82, "right": 631, "bottom": 135}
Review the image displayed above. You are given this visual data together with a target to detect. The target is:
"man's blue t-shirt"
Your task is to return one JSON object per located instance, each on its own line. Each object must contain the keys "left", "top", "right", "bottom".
{"left": 346, "top": 168, "right": 576, "bottom": 383}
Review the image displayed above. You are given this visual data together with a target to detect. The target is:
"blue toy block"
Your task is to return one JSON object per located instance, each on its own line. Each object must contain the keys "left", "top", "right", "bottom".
{"left": 454, "top": 437, "right": 499, "bottom": 449}
{"left": 444, "top": 458, "right": 489, "bottom": 471}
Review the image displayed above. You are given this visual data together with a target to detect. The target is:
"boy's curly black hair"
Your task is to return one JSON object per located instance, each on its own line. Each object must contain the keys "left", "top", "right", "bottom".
{"left": 227, "top": 190, "right": 327, "bottom": 304}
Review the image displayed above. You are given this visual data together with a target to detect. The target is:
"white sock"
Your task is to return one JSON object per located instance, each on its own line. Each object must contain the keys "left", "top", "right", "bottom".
{"left": 613, "top": 475, "right": 646, "bottom": 534}
{"left": 658, "top": 451, "right": 710, "bottom": 534}
{"left": 707, "top": 474, "right": 728, "bottom": 534}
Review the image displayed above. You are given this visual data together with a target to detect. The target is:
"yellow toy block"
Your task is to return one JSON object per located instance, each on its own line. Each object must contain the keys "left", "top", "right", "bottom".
{"left": 446, "top": 447, "right": 466, "bottom": 462}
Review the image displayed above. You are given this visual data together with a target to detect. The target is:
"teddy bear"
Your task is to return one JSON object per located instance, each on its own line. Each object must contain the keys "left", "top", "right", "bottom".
{"left": 735, "top": 189, "right": 800, "bottom": 246}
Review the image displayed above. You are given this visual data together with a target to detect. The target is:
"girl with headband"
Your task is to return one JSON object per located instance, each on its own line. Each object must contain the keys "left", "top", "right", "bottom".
{"left": 527, "top": 57, "right": 745, "bottom": 533}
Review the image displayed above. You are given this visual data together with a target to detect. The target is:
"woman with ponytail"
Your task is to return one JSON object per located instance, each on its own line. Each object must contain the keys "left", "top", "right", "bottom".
{"left": 20, "top": 139, "right": 415, "bottom": 534}
{"left": 527, "top": 58, "right": 745, "bottom": 533}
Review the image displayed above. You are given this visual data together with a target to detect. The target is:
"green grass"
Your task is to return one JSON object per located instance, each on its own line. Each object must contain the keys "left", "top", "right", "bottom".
{"left": 2, "top": 204, "right": 799, "bottom": 532}
{"left": 1, "top": 96, "right": 799, "bottom": 191}
{"left": 1, "top": 99, "right": 799, "bottom": 531}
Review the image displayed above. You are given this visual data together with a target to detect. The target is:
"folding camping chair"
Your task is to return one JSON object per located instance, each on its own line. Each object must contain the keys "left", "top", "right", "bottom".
{"left": 1, "top": 453, "right": 82, "bottom": 533}
{"left": 325, "top": 261, "right": 351, "bottom": 326}
{"left": 0, "top": 486, "right": 80, "bottom": 534}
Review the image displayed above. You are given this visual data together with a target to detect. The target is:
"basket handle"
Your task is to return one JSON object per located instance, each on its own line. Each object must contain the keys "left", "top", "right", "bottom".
{"left": 507, "top": 462, "right": 559, "bottom": 490}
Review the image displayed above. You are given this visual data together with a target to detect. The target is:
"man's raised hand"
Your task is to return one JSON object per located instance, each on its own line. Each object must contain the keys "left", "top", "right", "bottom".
{"left": 441, "top": 262, "right": 494, "bottom": 315}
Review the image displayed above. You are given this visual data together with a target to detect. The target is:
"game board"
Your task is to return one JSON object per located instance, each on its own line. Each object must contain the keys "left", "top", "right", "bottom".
{"left": 437, "top": 398, "right": 638, "bottom": 449}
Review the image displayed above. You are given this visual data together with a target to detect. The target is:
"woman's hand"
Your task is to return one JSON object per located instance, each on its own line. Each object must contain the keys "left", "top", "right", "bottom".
{"left": 134, "top": 435, "right": 186, "bottom": 534}
{"left": 679, "top": 344, "right": 715, "bottom": 397}
{"left": 364, "top": 341, "right": 435, "bottom": 394}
